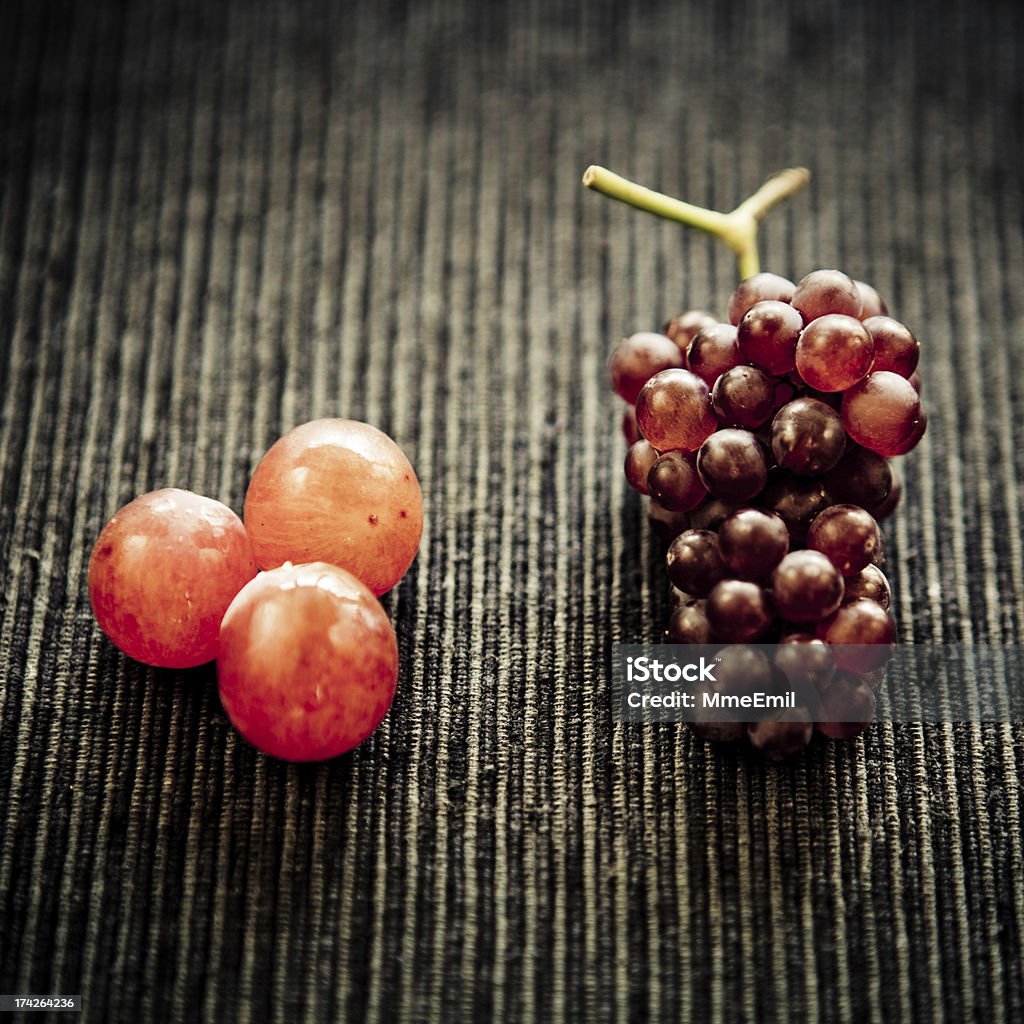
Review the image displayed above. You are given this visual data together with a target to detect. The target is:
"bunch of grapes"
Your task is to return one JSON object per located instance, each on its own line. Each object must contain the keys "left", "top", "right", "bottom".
{"left": 612, "top": 269, "right": 923, "bottom": 758}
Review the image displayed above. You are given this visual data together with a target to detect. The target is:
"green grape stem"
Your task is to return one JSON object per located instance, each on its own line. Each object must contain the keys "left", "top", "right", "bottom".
{"left": 581, "top": 165, "right": 811, "bottom": 280}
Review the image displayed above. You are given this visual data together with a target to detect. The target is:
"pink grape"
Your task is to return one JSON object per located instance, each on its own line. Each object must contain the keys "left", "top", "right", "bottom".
{"left": 608, "top": 332, "right": 685, "bottom": 403}
{"left": 635, "top": 369, "right": 718, "bottom": 453}
{"left": 841, "top": 372, "right": 922, "bottom": 456}
{"left": 217, "top": 562, "right": 398, "bottom": 761}
{"left": 88, "top": 488, "right": 257, "bottom": 669}
{"left": 791, "top": 269, "right": 863, "bottom": 322}
{"left": 244, "top": 419, "right": 423, "bottom": 596}
{"left": 795, "top": 314, "right": 874, "bottom": 391}
{"left": 727, "top": 273, "right": 795, "bottom": 325}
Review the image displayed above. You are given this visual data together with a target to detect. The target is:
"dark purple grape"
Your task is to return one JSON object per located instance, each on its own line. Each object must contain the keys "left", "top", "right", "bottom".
{"left": 864, "top": 316, "right": 919, "bottom": 377}
{"left": 635, "top": 369, "right": 718, "bottom": 453}
{"left": 807, "top": 504, "right": 882, "bottom": 577}
{"left": 647, "top": 451, "right": 707, "bottom": 511}
{"left": 817, "top": 598, "right": 896, "bottom": 673}
{"left": 714, "top": 644, "right": 773, "bottom": 692}
{"left": 687, "top": 497, "right": 742, "bottom": 533}
{"left": 841, "top": 564, "right": 891, "bottom": 608}
{"left": 608, "top": 332, "right": 685, "bottom": 404}
{"left": 705, "top": 579, "right": 774, "bottom": 641}
{"left": 761, "top": 474, "right": 831, "bottom": 543}
{"left": 667, "top": 601, "right": 713, "bottom": 644}
{"left": 717, "top": 508, "right": 789, "bottom": 581}
{"left": 666, "top": 529, "right": 726, "bottom": 597}
{"left": 791, "top": 269, "right": 863, "bottom": 322}
{"left": 727, "top": 273, "right": 795, "bottom": 325}
{"left": 696, "top": 429, "right": 769, "bottom": 502}
{"left": 624, "top": 440, "right": 659, "bottom": 494}
{"left": 647, "top": 500, "right": 691, "bottom": 541}
{"left": 686, "top": 323, "right": 742, "bottom": 388}
{"left": 711, "top": 365, "right": 775, "bottom": 428}
{"left": 748, "top": 712, "right": 813, "bottom": 760}
{"left": 795, "top": 314, "right": 874, "bottom": 391}
{"left": 869, "top": 464, "right": 902, "bottom": 521}
{"left": 816, "top": 672, "right": 876, "bottom": 739}
{"left": 775, "top": 634, "right": 835, "bottom": 688}
{"left": 822, "top": 446, "right": 892, "bottom": 508}
{"left": 854, "top": 280, "right": 888, "bottom": 319}
{"left": 771, "top": 550, "right": 844, "bottom": 623}
{"left": 770, "top": 398, "right": 845, "bottom": 476}
{"left": 621, "top": 405, "right": 640, "bottom": 446}
{"left": 737, "top": 300, "right": 803, "bottom": 375}
{"left": 663, "top": 310, "right": 718, "bottom": 356}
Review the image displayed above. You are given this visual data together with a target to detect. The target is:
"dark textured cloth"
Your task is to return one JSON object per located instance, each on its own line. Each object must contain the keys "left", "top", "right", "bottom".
{"left": 2, "top": 0, "right": 1023, "bottom": 1021}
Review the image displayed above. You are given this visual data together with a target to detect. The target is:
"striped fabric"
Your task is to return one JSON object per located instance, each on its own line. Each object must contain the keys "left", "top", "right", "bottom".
{"left": 1, "top": 0, "right": 1023, "bottom": 1020}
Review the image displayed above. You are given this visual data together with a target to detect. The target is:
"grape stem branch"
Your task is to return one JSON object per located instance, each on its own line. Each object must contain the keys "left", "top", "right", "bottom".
{"left": 581, "top": 166, "right": 811, "bottom": 280}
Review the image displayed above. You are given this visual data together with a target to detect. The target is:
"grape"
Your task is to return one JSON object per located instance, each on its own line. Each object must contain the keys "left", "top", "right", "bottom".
{"left": 761, "top": 474, "right": 830, "bottom": 543}
{"left": 853, "top": 280, "right": 888, "bottom": 319}
{"left": 244, "top": 419, "right": 423, "bottom": 596}
{"left": 737, "top": 300, "right": 803, "bottom": 374}
{"left": 818, "top": 598, "right": 896, "bottom": 673}
{"left": 647, "top": 500, "right": 692, "bottom": 541}
{"left": 770, "top": 398, "right": 845, "bottom": 476}
{"left": 217, "top": 562, "right": 398, "bottom": 761}
{"left": 870, "top": 470, "right": 902, "bottom": 521}
{"left": 807, "top": 504, "right": 882, "bottom": 576}
{"left": 772, "top": 377, "right": 799, "bottom": 412}
{"left": 635, "top": 369, "right": 718, "bottom": 453}
{"left": 748, "top": 712, "right": 813, "bottom": 760}
{"left": 663, "top": 310, "right": 718, "bottom": 354}
{"left": 714, "top": 644, "right": 773, "bottom": 692}
{"left": 885, "top": 407, "right": 927, "bottom": 455}
{"left": 771, "top": 550, "right": 844, "bottom": 623}
{"left": 621, "top": 406, "right": 640, "bottom": 445}
{"left": 795, "top": 314, "right": 874, "bottom": 391}
{"left": 608, "top": 332, "right": 684, "bottom": 403}
{"left": 667, "top": 602, "right": 713, "bottom": 644}
{"left": 774, "top": 634, "right": 835, "bottom": 688}
{"left": 696, "top": 429, "right": 769, "bottom": 502}
{"left": 88, "top": 489, "right": 258, "bottom": 669}
{"left": 727, "top": 272, "right": 795, "bottom": 325}
{"left": 909, "top": 370, "right": 922, "bottom": 394}
{"left": 822, "top": 446, "right": 892, "bottom": 508}
{"left": 841, "top": 371, "right": 922, "bottom": 456}
{"left": 791, "top": 269, "right": 863, "bottom": 322}
{"left": 666, "top": 529, "right": 726, "bottom": 597}
{"left": 647, "top": 451, "right": 707, "bottom": 511}
{"left": 686, "top": 323, "right": 742, "bottom": 387}
{"left": 624, "top": 440, "right": 659, "bottom": 494}
{"left": 816, "top": 672, "right": 876, "bottom": 739}
{"left": 842, "top": 564, "right": 891, "bottom": 608}
{"left": 711, "top": 365, "right": 775, "bottom": 428}
{"left": 864, "top": 316, "right": 920, "bottom": 377}
{"left": 687, "top": 497, "right": 741, "bottom": 532}
{"left": 705, "top": 580, "right": 774, "bottom": 642}
{"left": 717, "top": 508, "right": 789, "bottom": 580}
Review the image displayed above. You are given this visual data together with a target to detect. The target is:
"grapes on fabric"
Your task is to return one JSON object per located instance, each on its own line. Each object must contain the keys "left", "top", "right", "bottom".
{"left": 609, "top": 268, "right": 925, "bottom": 758}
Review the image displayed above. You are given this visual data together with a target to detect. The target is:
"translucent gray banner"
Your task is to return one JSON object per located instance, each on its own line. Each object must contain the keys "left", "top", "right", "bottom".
{"left": 612, "top": 645, "right": 1024, "bottom": 723}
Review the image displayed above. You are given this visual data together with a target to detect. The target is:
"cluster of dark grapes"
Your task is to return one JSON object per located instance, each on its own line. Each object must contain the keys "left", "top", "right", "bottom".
{"left": 611, "top": 269, "right": 924, "bottom": 759}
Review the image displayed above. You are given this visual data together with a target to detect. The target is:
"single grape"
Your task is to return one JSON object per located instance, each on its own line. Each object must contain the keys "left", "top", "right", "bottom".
{"left": 663, "top": 310, "right": 718, "bottom": 354}
{"left": 772, "top": 377, "right": 799, "bottom": 412}
{"left": 705, "top": 579, "right": 774, "bottom": 642}
{"left": 841, "top": 372, "right": 922, "bottom": 456}
{"left": 88, "top": 489, "right": 257, "bottom": 669}
{"left": 608, "top": 332, "right": 684, "bottom": 403}
{"left": 624, "top": 440, "right": 660, "bottom": 494}
{"left": 841, "top": 564, "right": 891, "bottom": 608}
{"left": 791, "top": 269, "right": 863, "bottom": 322}
{"left": 761, "top": 474, "right": 831, "bottom": 543}
{"left": 737, "top": 300, "right": 803, "bottom": 374}
{"left": 696, "top": 429, "right": 769, "bottom": 502}
{"left": 770, "top": 398, "right": 845, "bottom": 476}
{"left": 717, "top": 508, "right": 789, "bottom": 581}
{"left": 687, "top": 497, "right": 742, "bottom": 532}
{"left": 666, "top": 529, "right": 726, "bottom": 597}
{"left": 818, "top": 598, "right": 896, "bottom": 673}
{"left": 711, "top": 365, "right": 775, "bottom": 428}
{"left": 244, "top": 419, "right": 423, "bottom": 596}
{"left": 853, "top": 280, "right": 888, "bottom": 319}
{"left": 909, "top": 370, "right": 922, "bottom": 394}
{"left": 816, "top": 672, "right": 876, "bottom": 739}
{"left": 870, "top": 470, "right": 902, "bottom": 522}
{"left": 635, "top": 369, "right": 718, "bottom": 453}
{"left": 807, "top": 504, "right": 882, "bottom": 576}
{"left": 795, "top": 314, "right": 874, "bottom": 392}
{"left": 648, "top": 451, "right": 707, "bottom": 511}
{"left": 822, "top": 446, "right": 892, "bottom": 508}
{"left": 686, "top": 323, "right": 742, "bottom": 388}
{"left": 727, "top": 272, "right": 795, "bottom": 325}
{"left": 621, "top": 405, "right": 640, "bottom": 446}
{"left": 775, "top": 634, "right": 835, "bottom": 689}
{"left": 217, "top": 562, "right": 398, "bottom": 761}
{"left": 772, "top": 550, "right": 844, "bottom": 623}
{"left": 667, "top": 601, "right": 714, "bottom": 644}
{"left": 748, "top": 712, "right": 813, "bottom": 760}
{"left": 864, "top": 316, "right": 920, "bottom": 377}
{"left": 714, "top": 644, "right": 773, "bottom": 692}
